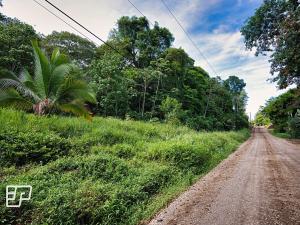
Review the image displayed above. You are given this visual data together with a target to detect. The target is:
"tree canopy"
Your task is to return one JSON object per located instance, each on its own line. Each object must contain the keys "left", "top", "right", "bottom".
{"left": 0, "top": 13, "right": 249, "bottom": 130}
{"left": 241, "top": 0, "right": 300, "bottom": 89}
{"left": 109, "top": 16, "right": 174, "bottom": 68}
{"left": 87, "top": 16, "right": 249, "bottom": 130}
{"left": 0, "top": 16, "right": 39, "bottom": 73}
{"left": 42, "top": 31, "right": 97, "bottom": 69}
{"left": 260, "top": 88, "right": 300, "bottom": 137}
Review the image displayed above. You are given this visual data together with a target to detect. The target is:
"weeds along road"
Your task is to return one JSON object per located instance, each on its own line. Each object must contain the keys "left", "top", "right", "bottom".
{"left": 148, "top": 127, "right": 300, "bottom": 225}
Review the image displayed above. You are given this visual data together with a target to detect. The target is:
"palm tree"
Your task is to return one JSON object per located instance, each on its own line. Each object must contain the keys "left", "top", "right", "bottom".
{"left": 0, "top": 40, "right": 96, "bottom": 119}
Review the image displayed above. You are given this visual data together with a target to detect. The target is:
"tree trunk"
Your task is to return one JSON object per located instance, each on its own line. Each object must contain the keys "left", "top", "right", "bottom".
{"left": 33, "top": 99, "right": 50, "bottom": 116}
{"left": 204, "top": 87, "right": 212, "bottom": 117}
{"left": 151, "top": 75, "right": 160, "bottom": 117}
{"left": 142, "top": 78, "right": 147, "bottom": 118}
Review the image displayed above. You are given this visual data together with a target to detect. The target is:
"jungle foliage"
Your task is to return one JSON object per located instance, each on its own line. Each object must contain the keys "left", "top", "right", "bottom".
{"left": 258, "top": 88, "right": 300, "bottom": 138}
{"left": 0, "top": 40, "right": 96, "bottom": 119}
{"left": 0, "top": 108, "right": 250, "bottom": 225}
{"left": 88, "top": 16, "right": 249, "bottom": 130}
{"left": 241, "top": 0, "right": 300, "bottom": 89}
{"left": 0, "top": 14, "right": 249, "bottom": 130}
{"left": 0, "top": 6, "right": 252, "bottom": 225}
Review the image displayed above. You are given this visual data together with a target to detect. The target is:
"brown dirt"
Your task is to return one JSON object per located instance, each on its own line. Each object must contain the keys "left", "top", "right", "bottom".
{"left": 148, "top": 127, "right": 300, "bottom": 225}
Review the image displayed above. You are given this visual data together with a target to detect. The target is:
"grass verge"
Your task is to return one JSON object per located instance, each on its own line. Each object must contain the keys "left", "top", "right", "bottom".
{"left": 0, "top": 108, "right": 250, "bottom": 225}
{"left": 269, "top": 129, "right": 292, "bottom": 139}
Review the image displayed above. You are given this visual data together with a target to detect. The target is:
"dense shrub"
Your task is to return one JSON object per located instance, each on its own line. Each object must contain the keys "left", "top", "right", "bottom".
{"left": 145, "top": 141, "right": 211, "bottom": 172}
{"left": 0, "top": 109, "right": 250, "bottom": 225}
{"left": 288, "top": 110, "right": 300, "bottom": 138}
{"left": 0, "top": 129, "right": 73, "bottom": 167}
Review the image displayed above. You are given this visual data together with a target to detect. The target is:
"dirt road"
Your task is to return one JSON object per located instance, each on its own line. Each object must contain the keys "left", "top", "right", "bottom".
{"left": 148, "top": 128, "right": 300, "bottom": 225}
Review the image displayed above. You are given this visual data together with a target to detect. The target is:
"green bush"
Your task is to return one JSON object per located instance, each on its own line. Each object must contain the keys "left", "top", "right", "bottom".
{"left": 0, "top": 109, "right": 250, "bottom": 225}
{"left": 145, "top": 140, "right": 211, "bottom": 172}
{"left": 95, "top": 144, "right": 137, "bottom": 159}
{"left": 0, "top": 129, "right": 73, "bottom": 167}
{"left": 288, "top": 109, "right": 300, "bottom": 138}
{"left": 160, "top": 97, "right": 183, "bottom": 125}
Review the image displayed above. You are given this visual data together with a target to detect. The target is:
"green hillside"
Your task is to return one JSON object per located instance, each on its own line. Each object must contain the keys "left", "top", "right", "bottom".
{"left": 0, "top": 109, "right": 249, "bottom": 225}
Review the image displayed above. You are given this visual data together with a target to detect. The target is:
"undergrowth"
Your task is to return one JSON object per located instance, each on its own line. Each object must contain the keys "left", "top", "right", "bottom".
{"left": 0, "top": 108, "right": 250, "bottom": 225}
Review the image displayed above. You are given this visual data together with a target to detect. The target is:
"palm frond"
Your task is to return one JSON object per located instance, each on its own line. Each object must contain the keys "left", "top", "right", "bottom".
{"left": 0, "top": 88, "right": 33, "bottom": 111}
{"left": 0, "top": 69, "right": 20, "bottom": 82}
{"left": 56, "top": 77, "right": 96, "bottom": 104}
{"left": 50, "top": 48, "right": 60, "bottom": 63}
{"left": 48, "top": 63, "right": 73, "bottom": 98}
{"left": 0, "top": 41, "right": 95, "bottom": 120}
{"left": 19, "top": 69, "right": 33, "bottom": 82}
{"left": 0, "top": 78, "right": 21, "bottom": 89}
{"left": 58, "top": 100, "right": 92, "bottom": 121}
{"left": 0, "top": 69, "right": 40, "bottom": 102}
{"left": 51, "top": 48, "right": 69, "bottom": 67}
{"left": 20, "top": 69, "right": 36, "bottom": 91}
{"left": 31, "top": 40, "right": 50, "bottom": 98}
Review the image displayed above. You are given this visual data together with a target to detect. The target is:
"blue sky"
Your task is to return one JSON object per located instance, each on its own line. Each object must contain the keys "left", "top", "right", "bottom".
{"left": 1, "top": 0, "right": 288, "bottom": 118}
{"left": 187, "top": 0, "right": 260, "bottom": 33}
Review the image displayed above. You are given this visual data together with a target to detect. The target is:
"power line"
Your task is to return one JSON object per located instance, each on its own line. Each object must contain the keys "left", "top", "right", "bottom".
{"left": 32, "top": 0, "right": 96, "bottom": 45}
{"left": 126, "top": 0, "right": 218, "bottom": 76}
{"left": 160, "top": 0, "right": 218, "bottom": 76}
{"left": 43, "top": 0, "right": 131, "bottom": 60}
{"left": 127, "top": 0, "right": 154, "bottom": 27}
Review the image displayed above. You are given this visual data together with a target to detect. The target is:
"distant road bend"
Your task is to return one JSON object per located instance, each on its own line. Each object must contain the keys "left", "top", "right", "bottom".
{"left": 149, "top": 127, "right": 300, "bottom": 225}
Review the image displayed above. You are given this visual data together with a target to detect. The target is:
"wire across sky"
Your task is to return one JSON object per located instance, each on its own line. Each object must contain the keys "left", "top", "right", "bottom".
{"left": 33, "top": 0, "right": 218, "bottom": 76}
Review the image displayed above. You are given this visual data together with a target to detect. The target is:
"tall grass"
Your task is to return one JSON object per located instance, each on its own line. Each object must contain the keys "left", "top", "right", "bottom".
{"left": 0, "top": 108, "right": 250, "bottom": 225}
{"left": 269, "top": 129, "right": 292, "bottom": 139}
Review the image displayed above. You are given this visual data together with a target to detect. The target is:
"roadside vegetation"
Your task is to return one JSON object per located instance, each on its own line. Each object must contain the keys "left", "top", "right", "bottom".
{"left": 0, "top": 1, "right": 262, "bottom": 224}
{"left": 266, "top": 91, "right": 300, "bottom": 139}
{"left": 269, "top": 129, "right": 293, "bottom": 139}
{"left": 0, "top": 41, "right": 96, "bottom": 119}
{"left": 0, "top": 108, "right": 250, "bottom": 224}
{"left": 0, "top": 12, "right": 249, "bottom": 131}
{"left": 241, "top": 0, "right": 300, "bottom": 139}
{"left": 254, "top": 89, "right": 300, "bottom": 139}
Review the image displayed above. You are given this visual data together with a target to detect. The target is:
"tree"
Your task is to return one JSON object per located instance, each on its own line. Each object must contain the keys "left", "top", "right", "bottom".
{"left": 88, "top": 53, "right": 131, "bottom": 118}
{"left": 0, "top": 16, "right": 39, "bottom": 73}
{"left": 42, "top": 31, "right": 96, "bottom": 69}
{"left": 87, "top": 16, "right": 249, "bottom": 130}
{"left": 224, "top": 76, "right": 247, "bottom": 112}
{"left": 161, "top": 48, "right": 195, "bottom": 101}
{"left": 224, "top": 76, "right": 246, "bottom": 94}
{"left": 254, "top": 110, "right": 271, "bottom": 126}
{"left": 224, "top": 76, "right": 248, "bottom": 129}
{"left": 148, "top": 58, "right": 169, "bottom": 117}
{"left": 122, "top": 66, "right": 160, "bottom": 119}
{"left": 109, "top": 16, "right": 174, "bottom": 67}
{"left": 288, "top": 109, "right": 300, "bottom": 138}
{"left": 160, "top": 96, "right": 183, "bottom": 125}
{"left": 262, "top": 88, "right": 300, "bottom": 132}
{"left": 241, "top": 0, "right": 300, "bottom": 88}
{"left": 0, "top": 41, "right": 96, "bottom": 119}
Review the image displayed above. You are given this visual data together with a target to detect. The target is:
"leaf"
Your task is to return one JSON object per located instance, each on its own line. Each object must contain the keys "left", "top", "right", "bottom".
{"left": 0, "top": 88, "right": 33, "bottom": 111}
{"left": 58, "top": 100, "right": 92, "bottom": 121}
{"left": 20, "top": 69, "right": 37, "bottom": 93}
{"left": 56, "top": 77, "right": 96, "bottom": 104}
{"left": 0, "top": 69, "right": 40, "bottom": 102}
{"left": 31, "top": 40, "right": 51, "bottom": 98}
{"left": 48, "top": 64, "right": 72, "bottom": 98}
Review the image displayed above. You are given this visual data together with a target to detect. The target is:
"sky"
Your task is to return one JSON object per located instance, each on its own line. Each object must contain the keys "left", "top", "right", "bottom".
{"left": 1, "top": 0, "right": 289, "bottom": 118}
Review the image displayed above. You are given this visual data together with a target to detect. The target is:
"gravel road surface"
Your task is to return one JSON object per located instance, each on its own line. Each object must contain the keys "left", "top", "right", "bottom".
{"left": 148, "top": 127, "right": 300, "bottom": 225}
